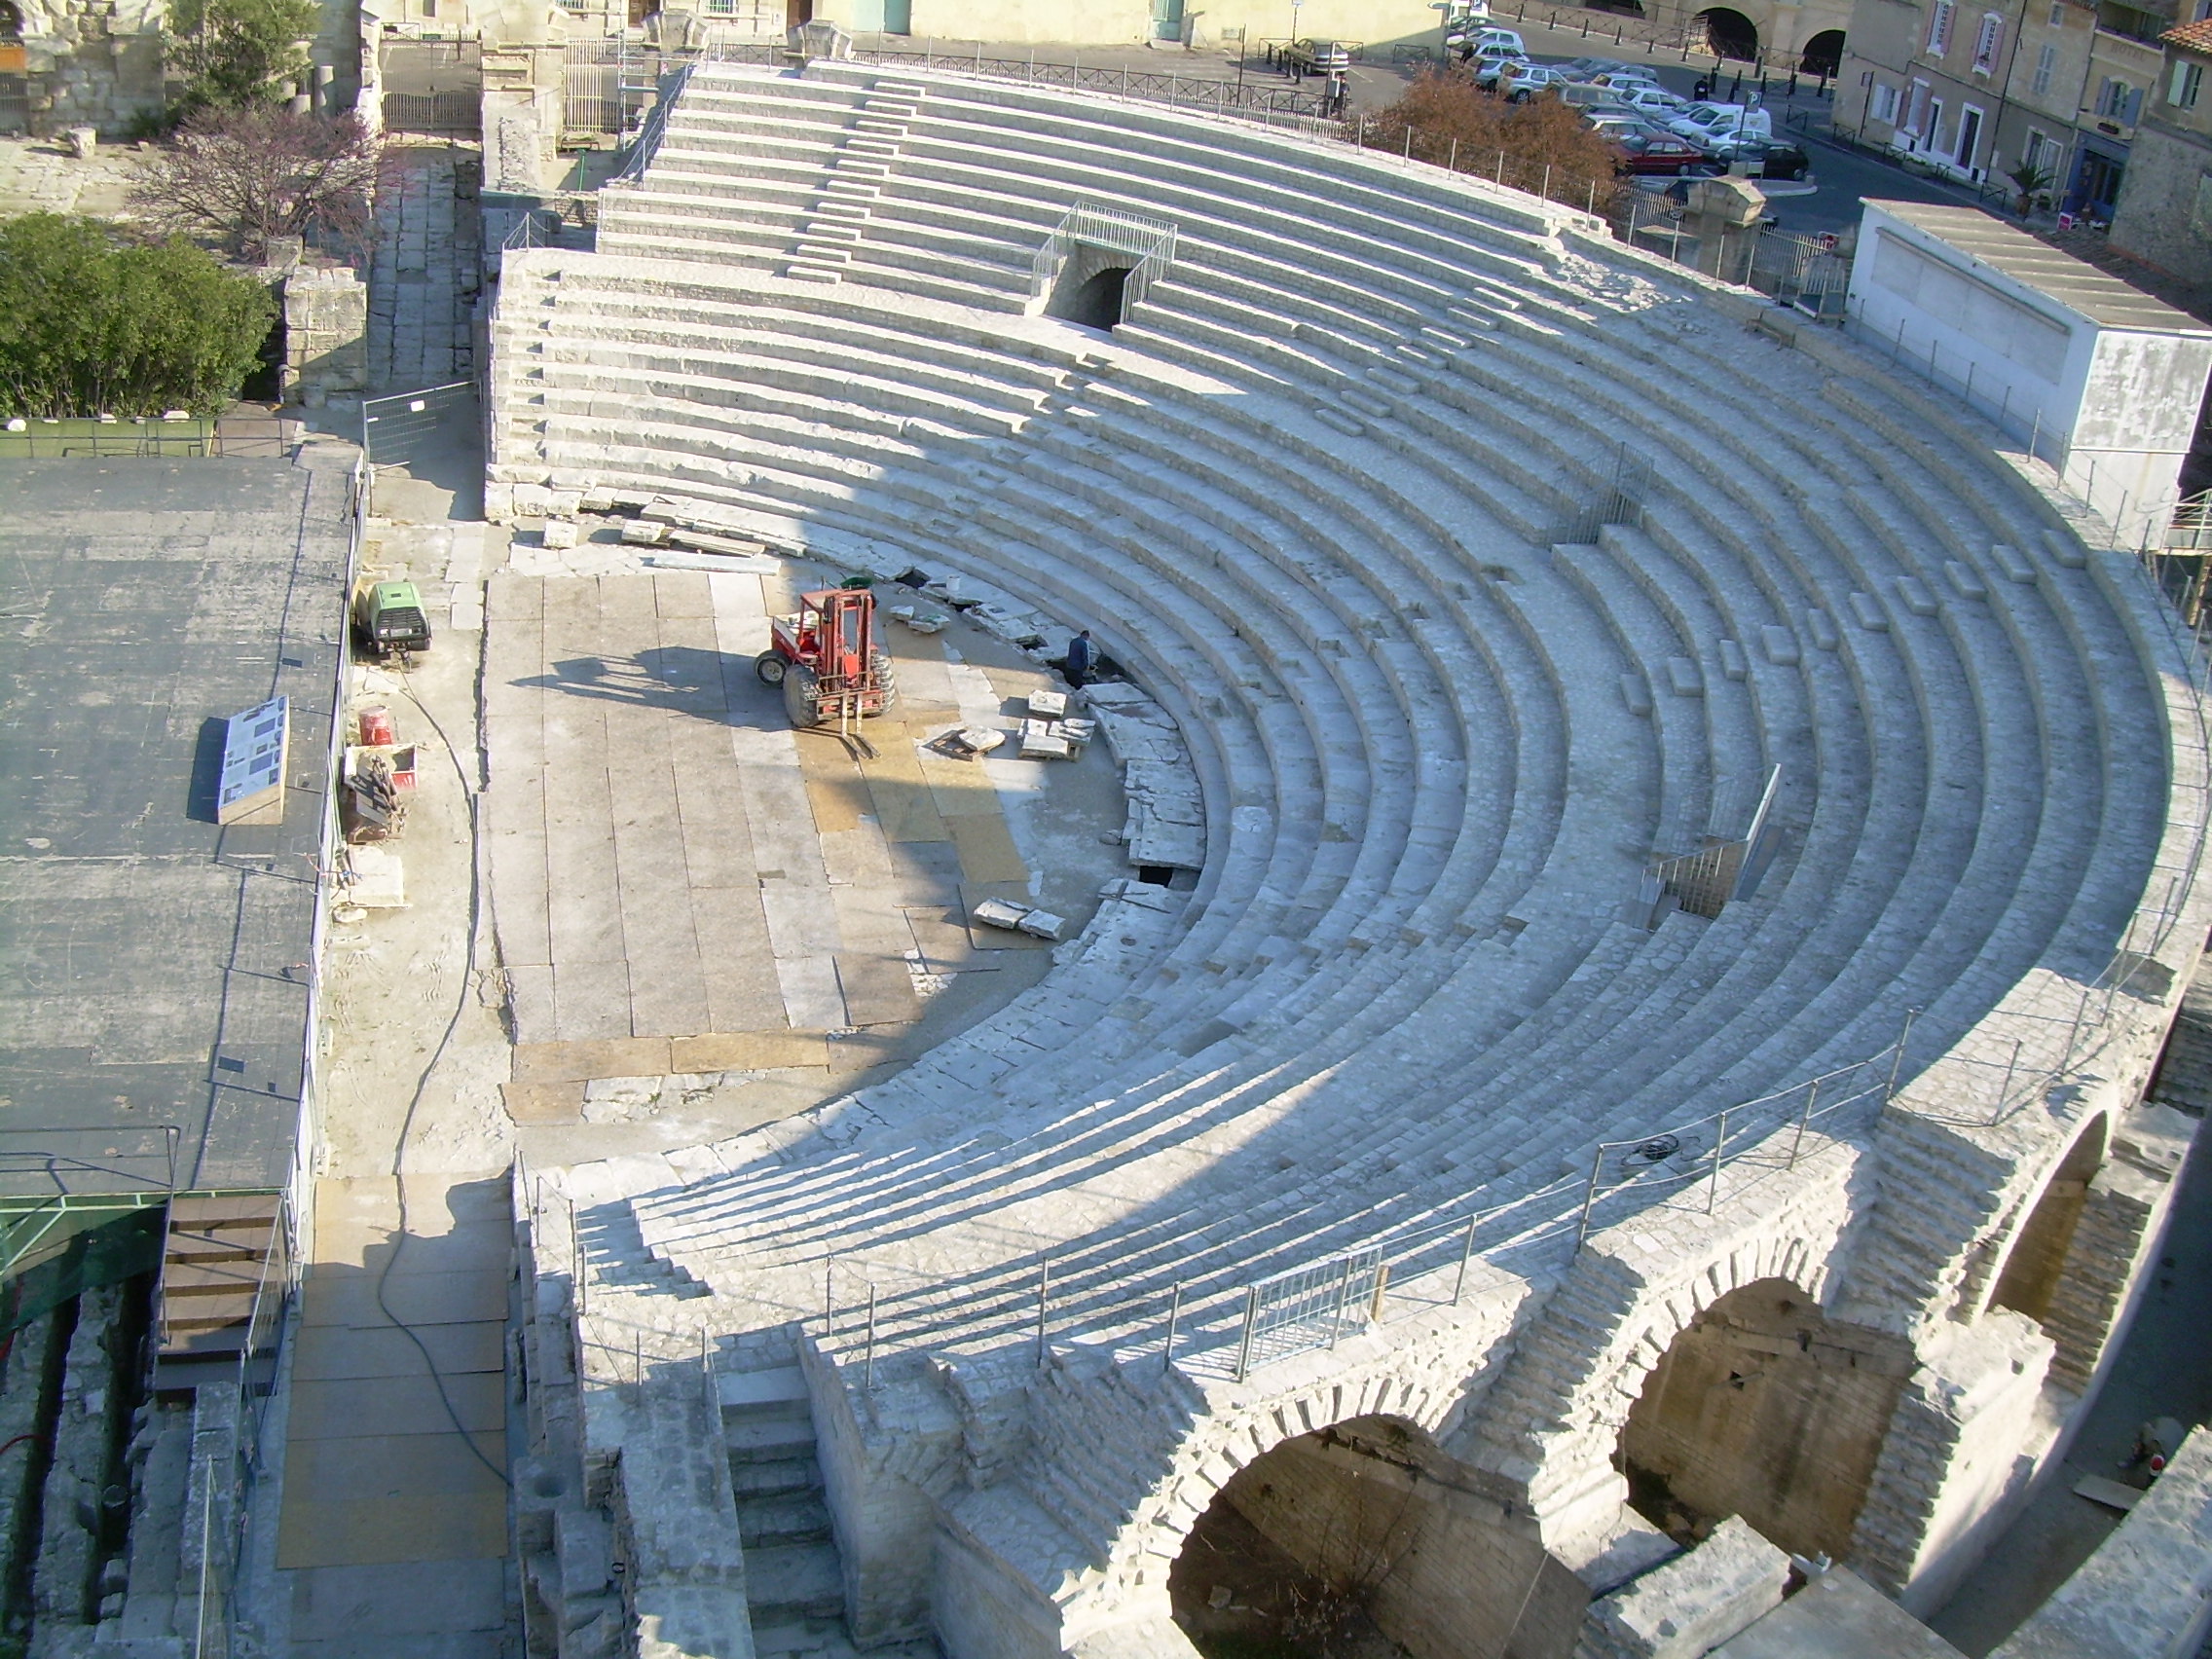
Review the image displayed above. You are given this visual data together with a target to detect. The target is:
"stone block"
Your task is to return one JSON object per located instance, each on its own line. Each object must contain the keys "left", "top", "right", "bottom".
{"left": 541, "top": 519, "right": 578, "bottom": 549}
{"left": 1577, "top": 1516, "right": 1788, "bottom": 1659}
{"left": 1945, "top": 561, "right": 1988, "bottom": 601}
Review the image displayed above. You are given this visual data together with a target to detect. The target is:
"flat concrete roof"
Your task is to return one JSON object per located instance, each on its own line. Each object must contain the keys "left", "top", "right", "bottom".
{"left": 1865, "top": 201, "right": 2212, "bottom": 336}
{"left": 0, "top": 455, "right": 353, "bottom": 1199}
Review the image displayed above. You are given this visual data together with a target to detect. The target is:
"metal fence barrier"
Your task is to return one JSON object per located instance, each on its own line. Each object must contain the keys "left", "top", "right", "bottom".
{"left": 1030, "top": 203, "right": 1181, "bottom": 313}
{"left": 1232, "top": 1246, "right": 1386, "bottom": 1379}
{"left": 360, "top": 380, "right": 477, "bottom": 468}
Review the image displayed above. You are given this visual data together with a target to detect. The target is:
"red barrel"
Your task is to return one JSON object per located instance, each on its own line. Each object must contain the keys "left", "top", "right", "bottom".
{"left": 358, "top": 706, "right": 396, "bottom": 746}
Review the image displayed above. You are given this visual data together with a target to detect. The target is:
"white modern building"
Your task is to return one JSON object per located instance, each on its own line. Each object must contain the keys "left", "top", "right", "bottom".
{"left": 1848, "top": 200, "right": 2212, "bottom": 548}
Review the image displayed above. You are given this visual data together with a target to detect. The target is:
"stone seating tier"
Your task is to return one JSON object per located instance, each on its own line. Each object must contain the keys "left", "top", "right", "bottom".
{"left": 490, "top": 65, "right": 2173, "bottom": 1413}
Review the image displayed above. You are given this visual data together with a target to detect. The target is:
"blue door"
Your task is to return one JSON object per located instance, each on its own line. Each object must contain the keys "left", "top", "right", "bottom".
{"left": 1152, "top": 0, "right": 1185, "bottom": 41}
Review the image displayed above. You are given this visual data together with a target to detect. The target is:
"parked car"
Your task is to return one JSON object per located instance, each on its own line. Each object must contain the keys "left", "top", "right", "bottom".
{"left": 1281, "top": 38, "right": 1352, "bottom": 73}
{"left": 1711, "top": 138, "right": 1811, "bottom": 180}
{"left": 1574, "top": 69, "right": 1666, "bottom": 95}
{"left": 1502, "top": 63, "right": 1575, "bottom": 100}
{"left": 1561, "top": 55, "right": 1656, "bottom": 80}
{"left": 1451, "top": 24, "right": 1527, "bottom": 55}
{"left": 1611, "top": 131, "right": 1721, "bottom": 175}
{"left": 1583, "top": 110, "right": 1676, "bottom": 142}
{"left": 1668, "top": 103, "right": 1773, "bottom": 145}
{"left": 1604, "top": 83, "right": 1689, "bottom": 118}
{"left": 1471, "top": 51, "right": 1532, "bottom": 89}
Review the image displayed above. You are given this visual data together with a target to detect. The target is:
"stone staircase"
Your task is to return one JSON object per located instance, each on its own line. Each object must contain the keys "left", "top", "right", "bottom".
{"left": 719, "top": 1367, "right": 899, "bottom": 1657}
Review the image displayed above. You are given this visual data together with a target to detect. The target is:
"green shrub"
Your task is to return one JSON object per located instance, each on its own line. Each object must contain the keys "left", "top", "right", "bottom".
{"left": 0, "top": 214, "right": 276, "bottom": 419}
{"left": 167, "top": 0, "right": 320, "bottom": 112}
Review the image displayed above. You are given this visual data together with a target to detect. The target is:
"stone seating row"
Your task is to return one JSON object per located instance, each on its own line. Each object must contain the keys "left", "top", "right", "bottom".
{"left": 501, "top": 256, "right": 2105, "bottom": 1194}
{"left": 506, "top": 273, "right": 2087, "bottom": 1150}
{"left": 498, "top": 68, "right": 2141, "bottom": 1362}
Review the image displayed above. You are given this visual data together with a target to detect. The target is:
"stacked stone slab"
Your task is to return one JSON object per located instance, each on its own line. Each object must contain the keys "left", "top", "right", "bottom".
{"left": 492, "top": 61, "right": 2212, "bottom": 1659}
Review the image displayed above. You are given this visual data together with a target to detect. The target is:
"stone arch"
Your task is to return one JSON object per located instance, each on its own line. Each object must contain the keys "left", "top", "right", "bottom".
{"left": 1168, "top": 1413, "right": 1589, "bottom": 1659}
{"left": 1983, "top": 1114, "right": 2107, "bottom": 1325}
{"left": 0, "top": 1, "right": 20, "bottom": 38}
{"left": 1698, "top": 6, "right": 1761, "bottom": 59}
{"left": 1615, "top": 1276, "right": 1915, "bottom": 1562}
{"left": 1799, "top": 27, "right": 1846, "bottom": 76}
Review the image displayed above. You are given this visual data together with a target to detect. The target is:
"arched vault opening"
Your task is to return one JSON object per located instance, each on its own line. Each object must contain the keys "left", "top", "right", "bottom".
{"left": 1617, "top": 1278, "right": 1914, "bottom": 1561}
{"left": 1169, "top": 1415, "right": 1589, "bottom": 1659}
{"left": 1988, "top": 1115, "right": 2107, "bottom": 1324}
{"left": 1800, "top": 28, "right": 1846, "bottom": 77}
{"left": 1698, "top": 8, "right": 1761, "bottom": 60}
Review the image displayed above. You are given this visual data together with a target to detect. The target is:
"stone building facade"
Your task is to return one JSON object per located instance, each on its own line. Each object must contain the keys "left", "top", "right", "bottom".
{"left": 1835, "top": 0, "right": 2182, "bottom": 217}
{"left": 2109, "top": 17, "right": 2212, "bottom": 281}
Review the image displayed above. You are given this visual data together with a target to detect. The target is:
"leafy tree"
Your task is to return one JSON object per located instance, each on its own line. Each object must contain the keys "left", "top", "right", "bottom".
{"left": 167, "top": 0, "right": 320, "bottom": 112}
{"left": 0, "top": 214, "right": 276, "bottom": 419}
{"left": 133, "top": 107, "right": 382, "bottom": 264}
{"left": 1363, "top": 70, "right": 1622, "bottom": 216}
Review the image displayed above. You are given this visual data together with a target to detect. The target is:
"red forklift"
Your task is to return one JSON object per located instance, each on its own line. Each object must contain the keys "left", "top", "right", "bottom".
{"left": 754, "top": 586, "right": 900, "bottom": 729}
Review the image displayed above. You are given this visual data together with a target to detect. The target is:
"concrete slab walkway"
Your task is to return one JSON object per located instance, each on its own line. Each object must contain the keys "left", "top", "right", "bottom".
{"left": 483, "top": 560, "right": 1127, "bottom": 1154}
{"left": 276, "top": 1178, "right": 511, "bottom": 1659}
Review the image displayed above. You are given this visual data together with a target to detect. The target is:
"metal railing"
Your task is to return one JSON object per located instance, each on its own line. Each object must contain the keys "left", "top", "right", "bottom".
{"left": 0, "top": 417, "right": 221, "bottom": 459}
{"left": 1232, "top": 1245, "right": 1386, "bottom": 1380}
{"left": 609, "top": 61, "right": 694, "bottom": 182}
{"left": 1030, "top": 203, "right": 1180, "bottom": 313}
{"left": 796, "top": 1018, "right": 1919, "bottom": 1387}
{"left": 1650, "top": 765, "right": 1783, "bottom": 919}
{"left": 189, "top": 1195, "right": 295, "bottom": 1659}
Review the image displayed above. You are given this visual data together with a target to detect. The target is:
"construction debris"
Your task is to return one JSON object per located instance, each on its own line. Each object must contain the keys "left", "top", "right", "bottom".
{"left": 887, "top": 604, "right": 946, "bottom": 634}
{"left": 929, "top": 726, "right": 1006, "bottom": 761}
{"left": 338, "top": 843, "right": 407, "bottom": 907}
{"left": 1019, "top": 717, "right": 1095, "bottom": 760}
{"left": 971, "top": 898, "right": 1066, "bottom": 940}
{"left": 339, "top": 750, "right": 407, "bottom": 842}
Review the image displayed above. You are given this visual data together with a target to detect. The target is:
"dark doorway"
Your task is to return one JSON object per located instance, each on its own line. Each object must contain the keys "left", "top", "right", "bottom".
{"left": 2073, "top": 147, "right": 2125, "bottom": 219}
{"left": 1058, "top": 266, "right": 1129, "bottom": 331}
{"left": 1800, "top": 29, "right": 1845, "bottom": 77}
{"left": 1042, "top": 241, "right": 1140, "bottom": 331}
{"left": 1698, "top": 7, "right": 1761, "bottom": 61}
{"left": 786, "top": 0, "right": 814, "bottom": 26}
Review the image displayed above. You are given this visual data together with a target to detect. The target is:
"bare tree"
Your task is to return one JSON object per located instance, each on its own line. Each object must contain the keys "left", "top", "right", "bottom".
{"left": 133, "top": 107, "right": 384, "bottom": 264}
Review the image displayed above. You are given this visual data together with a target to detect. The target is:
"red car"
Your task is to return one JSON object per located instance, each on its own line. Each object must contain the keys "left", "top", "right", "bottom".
{"left": 1611, "top": 132, "right": 1717, "bottom": 176}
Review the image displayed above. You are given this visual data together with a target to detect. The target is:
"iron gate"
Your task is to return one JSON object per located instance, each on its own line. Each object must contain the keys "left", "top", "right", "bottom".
{"left": 1750, "top": 227, "right": 1851, "bottom": 317}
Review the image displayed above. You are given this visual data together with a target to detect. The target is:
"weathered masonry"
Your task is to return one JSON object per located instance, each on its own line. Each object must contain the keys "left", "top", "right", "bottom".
{"left": 489, "top": 61, "right": 2212, "bottom": 1659}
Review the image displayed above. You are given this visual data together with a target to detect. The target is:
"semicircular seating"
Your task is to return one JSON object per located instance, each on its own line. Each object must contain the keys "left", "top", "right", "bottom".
{"left": 498, "top": 61, "right": 2172, "bottom": 1431}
